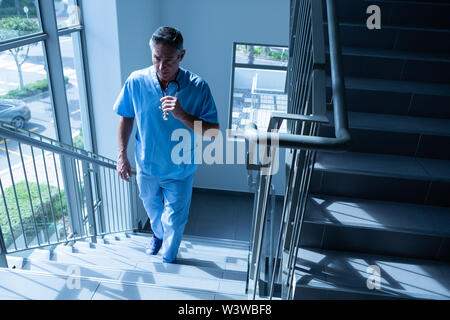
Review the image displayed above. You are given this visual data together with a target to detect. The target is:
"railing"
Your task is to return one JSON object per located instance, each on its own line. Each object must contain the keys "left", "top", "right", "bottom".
{"left": 0, "top": 122, "right": 139, "bottom": 268}
{"left": 244, "top": 0, "right": 350, "bottom": 300}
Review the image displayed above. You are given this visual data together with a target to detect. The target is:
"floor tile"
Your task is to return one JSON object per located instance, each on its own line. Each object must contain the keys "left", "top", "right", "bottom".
{"left": 92, "top": 282, "right": 215, "bottom": 300}
{"left": 0, "top": 270, "right": 99, "bottom": 300}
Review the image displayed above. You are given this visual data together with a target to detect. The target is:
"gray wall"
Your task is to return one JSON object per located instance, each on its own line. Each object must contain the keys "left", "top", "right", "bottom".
{"left": 82, "top": 0, "right": 290, "bottom": 195}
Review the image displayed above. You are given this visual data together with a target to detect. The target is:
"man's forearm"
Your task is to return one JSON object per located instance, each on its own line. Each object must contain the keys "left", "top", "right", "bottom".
{"left": 179, "top": 111, "right": 220, "bottom": 137}
{"left": 118, "top": 116, "right": 135, "bottom": 155}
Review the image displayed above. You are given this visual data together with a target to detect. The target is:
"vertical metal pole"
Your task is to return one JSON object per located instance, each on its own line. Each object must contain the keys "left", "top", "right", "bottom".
{"left": 75, "top": 158, "right": 88, "bottom": 237}
{"left": 118, "top": 176, "right": 125, "bottom": 231}
{"left": 0, "top": 222, "right": 8, "bottom": 268}
{"left": 18, "top": 143, "right": 41, "bottom": 246}
{"left": 30, "top": 146, "right": 51, "bottom": 244}
{"left": 102, "top": 166, "right": 112, "bottom": 234}
{"left": 267, "top": 183, "right": 276, "bottom": 295}
{"left": 0, "top": 177, "right": 16, "bottom": 254}
{"left": 128, "top": 177, "right": 136, "bottom": 230}
{"left": 70, "top": 158, "right": 85, "bottom": 238}
{"left": 286, "top": 124, "right": 318, "bottom": 300}
{"left": 269, "top": 148, "right": 298, "bottom": 299}
{"left": 108, "top": 168, "right": 116, "bottom": 233}
{"left": 112, "top": 170, "right": 120, "bottom": 233}
{"left": 52, "top": 153, "right": 68, "bottom": 240}
{"left": 4, "top": 141, "right": 28, "bottom": 249}
{"left": 82, "top": 162, "right": 97, "bottom": 243}
{"left": 92, "top": 164, "right": 105, "bottom": 235}
{"left": 41, "top": 149, "right": 59, "bottom": 243}
{"left": 251, "top": 149, "right": 276, "bottom": 300}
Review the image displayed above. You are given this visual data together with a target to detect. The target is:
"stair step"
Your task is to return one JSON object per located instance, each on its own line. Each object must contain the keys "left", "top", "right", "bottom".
{"left": 97, "top": 233, "right": 250, "bottom": 256}
{"left": 306, "top": 195, "right": 450, "bottom": 237}
{"left": 336, "top": 46, "right": 450, "bottom": 63}
{"left": 0, "top": 268, "right": 247, "bottom": 300}
{"left": 328, "top": 77, "right": 450, "bottom": 96}
{"left": 326, "top": 76, "right": 450, "bottom": 119}
{"left": 6, "top": 258, "right": 247, "bottom": 295}
{"left": 327, "top": 86, "right": 450, "bottom": 120}
{"left": 299, "top": 195, "right": 450, "bottom": 261}
{"left": 2, "top": 233, "right": 250, "bottom": 300}
{"left": 321, "top": 112, "right": 450, "bottom": 159}
{"left": 116, "top": 233, "right": 250, "bottom": 250}
{"left": 293, "top": 248, "right": 450, "bottom": 299}
{"left": 326, "top": 0, "right": 450, "bottom": 30}
{"left": 325, "top": 23, "right": 450, "bottom": 55}
{"left": 328, "top": 111, "right": 450, "bottom": 136}
{"left": 314, "top": 152, "right": 450, "bottom": 181}
{"left": 326, "top": 50, "right": 450, "bottom": 84}
{"left": 311, "top": 152, "right": 450, "bottom": 206}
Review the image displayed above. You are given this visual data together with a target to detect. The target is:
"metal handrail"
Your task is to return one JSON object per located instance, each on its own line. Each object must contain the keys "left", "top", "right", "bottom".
{"left": 245, "top": 0, "right": 350, "bottom": 150}
{"left": 244, "top": 0, "right": 350, "bottom": 300}
{"left": 0, "top": 122, "right": 136, "bottom": 174}
{"left": 0, "top": 122, "right": 138, "bottom": 267}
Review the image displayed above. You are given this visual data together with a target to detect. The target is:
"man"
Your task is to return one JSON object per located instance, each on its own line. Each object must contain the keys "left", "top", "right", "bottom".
{"left": 114, "top": 26, "right": 219, "bottom": 263}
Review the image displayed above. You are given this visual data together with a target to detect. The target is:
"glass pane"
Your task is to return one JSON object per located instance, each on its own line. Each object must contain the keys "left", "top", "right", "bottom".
{"left": 59, "top": 32, "right": 90, "bottom": 150}
{"left": 0, "top": 143, "right": 69, "bottom": 251}
{"left": 231, "top": 67, "right": 288, "bottom": 133}
{"left": 54, "top": 0, "right": 80, "bottom": 29}
{"left": 0, "top": 1, "right": 41, "bottom": 42}
{"left": 236, "top": 44, "right": 288, "bottom": 67}
{"left": 0, "top": 41, "right": 57, "bottom": 139}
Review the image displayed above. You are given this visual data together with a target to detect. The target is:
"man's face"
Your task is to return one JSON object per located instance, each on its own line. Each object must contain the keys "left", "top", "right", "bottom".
{"left": 152, "top": 43, "right": 185, "bottom": 83}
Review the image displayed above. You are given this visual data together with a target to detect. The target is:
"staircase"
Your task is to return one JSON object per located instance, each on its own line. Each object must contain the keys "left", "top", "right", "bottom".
{"left": 292, "top": 0, "right": 450, "bottom": 299}
{"left": 0, "top": 232, "right": 249, "bottom": 300}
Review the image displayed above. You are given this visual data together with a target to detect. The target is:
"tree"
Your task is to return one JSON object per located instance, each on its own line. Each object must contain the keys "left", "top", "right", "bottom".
{"left": 14, "top": 0, "right": 20, "bottom": 15}
{"left": 0, "top": 16, "right": 39, "bottom": 89}
{"left": 248, "top": 45, "right": 254, "bottom": 64}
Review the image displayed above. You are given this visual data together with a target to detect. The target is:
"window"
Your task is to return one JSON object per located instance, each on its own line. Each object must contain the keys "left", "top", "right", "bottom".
{"left": 0, "top": 0, "right": 91, "bottom": 148}
{"left": 0, "top": 0, "right": 93, "bottom": 251}
{"left": 54, "top": 0, "right": 80, "bottom": 29}
{"left": 229, "top": 43, "right": 289, "bottom": 138}
{"left": 0, "top": 1, "right": 41, "bottom": 42}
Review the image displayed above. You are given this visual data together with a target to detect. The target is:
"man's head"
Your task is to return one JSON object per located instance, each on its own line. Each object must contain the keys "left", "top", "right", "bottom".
{"left": 150, "top": 26, "right": 186, "bottom": 84}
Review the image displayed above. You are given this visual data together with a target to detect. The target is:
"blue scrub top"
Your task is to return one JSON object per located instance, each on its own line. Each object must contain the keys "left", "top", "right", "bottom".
{"left": 113, "top": 66, "right": 218, "bottom": 179}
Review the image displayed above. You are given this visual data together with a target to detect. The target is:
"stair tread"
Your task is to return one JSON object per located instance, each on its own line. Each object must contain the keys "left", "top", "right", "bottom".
{"left": 328, "top": 21, "right": 450, "bottom": 33}
{"left": 125, "top": 233, "right": 250, "bottom": 249}
{"left": 306, "top": 195, "right": 450, "bottom": 237}
{"left": 0, "top": 268, "right": 247, "bottom": 300}
{"left": 315, "top": 151, "right": 450, "bottom": 182}
{"left": 98, "top": 233, "right": 249, "bottom": 255}
{"left": 7, "top": 258, "right": 246, "bottom": 294}
{"left": 326, "top": 111, "right": 450, "bottom": 136}
{"left": 332, "top": 46, "right": 450, "bottom": 63}
{"left": 6, "top": 253, "right": 247, "bottom": 282}
{"left": 294, "top": 248, "right": 450, "bottom": 299}
{"left": 326, "top": 76, "right": 450, "bottom": 96}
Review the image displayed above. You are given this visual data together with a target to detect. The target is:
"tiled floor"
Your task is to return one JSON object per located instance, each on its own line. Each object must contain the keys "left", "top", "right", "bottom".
{"left": 1, "top": 233, "right": 251, "bottom": 300}
{"left": 178, "top": 188, "right": 255, "bottom": 241}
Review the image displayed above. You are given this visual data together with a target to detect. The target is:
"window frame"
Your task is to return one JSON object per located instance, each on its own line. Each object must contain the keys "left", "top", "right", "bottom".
{"left": 228, "top": 42, "right": 289, "bottom": 141}
{"left": 0, "top": 0, "right": 96, "bottom": 238}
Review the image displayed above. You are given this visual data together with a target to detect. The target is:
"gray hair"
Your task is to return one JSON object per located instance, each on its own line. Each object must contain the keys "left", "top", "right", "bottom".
{"left": 149, "top": 26, "right": 184, "bottom": 55}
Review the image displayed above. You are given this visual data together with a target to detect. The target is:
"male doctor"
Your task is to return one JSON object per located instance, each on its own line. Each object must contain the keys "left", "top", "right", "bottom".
{"left": 114, "top": 26, "right": 219, "bottom": 263}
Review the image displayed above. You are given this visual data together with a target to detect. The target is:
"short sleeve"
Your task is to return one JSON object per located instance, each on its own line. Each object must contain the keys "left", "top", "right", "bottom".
{"left": 113, "top": 77, "right": 135, "bottom": 118}
{"left": 198, "top": 82, "right": 218, "bottom": 124}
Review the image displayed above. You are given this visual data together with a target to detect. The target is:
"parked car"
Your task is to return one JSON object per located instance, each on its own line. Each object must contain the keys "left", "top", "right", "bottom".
{"left": 0, "top": 99, "right": 31, "bottom": 129}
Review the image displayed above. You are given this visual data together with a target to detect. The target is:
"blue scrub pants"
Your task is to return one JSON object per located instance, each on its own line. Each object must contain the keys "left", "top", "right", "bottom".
{"left": 137, "top": 173, "right": 194, "bottom": 262}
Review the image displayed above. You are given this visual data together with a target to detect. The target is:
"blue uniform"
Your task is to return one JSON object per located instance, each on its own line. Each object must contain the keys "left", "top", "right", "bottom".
{"left": 114, "top": 66, "right": 218, "bottom": 262}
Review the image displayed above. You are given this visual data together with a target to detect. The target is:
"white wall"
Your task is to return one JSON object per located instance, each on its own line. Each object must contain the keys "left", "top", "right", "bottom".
{"left": 81, "top": 0, "right": 122, "bottom": 160}
{"left": 83, "top": 0, "right": 290, "bottom": 195}
{"left": 158, "top": 0, "right": 290, "bottom": 194}
{"left": 82, "top": 0, "right": 161, "bottom": 160}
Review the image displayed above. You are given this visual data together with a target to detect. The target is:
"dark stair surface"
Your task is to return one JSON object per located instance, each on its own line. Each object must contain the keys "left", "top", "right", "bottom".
{"left": 293, "top": 0, "right": 450, "bottom": 299}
